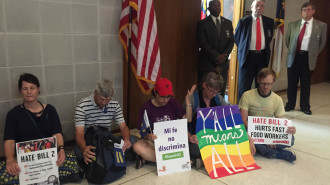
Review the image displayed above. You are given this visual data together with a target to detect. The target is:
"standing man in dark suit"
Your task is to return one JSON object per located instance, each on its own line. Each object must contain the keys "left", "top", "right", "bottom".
{"left": 197, "top": 0, "right": 234, "bottom": 97}
{"left": 234, "top": 0, "right": 274, "bottom": 101}
{"left": 285, "top": 2, "right": 327, "bottom": 115}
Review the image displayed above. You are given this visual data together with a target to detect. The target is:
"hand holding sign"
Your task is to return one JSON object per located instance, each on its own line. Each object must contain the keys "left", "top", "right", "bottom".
{"left": 188, "top": 134, "right": 198, "bottom": 144}
{"left": 248, "top": 116, "right": 293, "bottom": 146}
{"left": 196, "top": 105, "right": 260, "bottom": 179}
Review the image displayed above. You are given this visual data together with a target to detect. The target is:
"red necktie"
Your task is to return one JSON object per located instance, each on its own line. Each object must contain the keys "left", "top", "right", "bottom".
{"left": 256, "top": 17, "right": 261, "bottom": 51}
{"left": 297, "top": 22, "right": 307, "bottom": 52}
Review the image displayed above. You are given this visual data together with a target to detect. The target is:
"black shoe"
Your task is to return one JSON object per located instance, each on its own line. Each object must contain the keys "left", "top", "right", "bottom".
{"left": 302, "top": 110, "right": 312, "bottom": 115}
{"left": 285, "top": 107, "right": 294, "bottom": 112}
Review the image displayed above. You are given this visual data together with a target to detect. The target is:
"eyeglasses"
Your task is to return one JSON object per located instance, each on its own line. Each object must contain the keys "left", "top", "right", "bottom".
{"left": 259, "top": 82, "right": 273, "bottom": 87}
{"left": 207, "top": 86, "right": 220, "bottom": 95}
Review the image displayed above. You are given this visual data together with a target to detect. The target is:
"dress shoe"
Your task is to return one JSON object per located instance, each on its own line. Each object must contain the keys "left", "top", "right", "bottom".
{"left": 285, "top": 107, "right": 294, "bottom": 112}
{"left": 302, "top": 110, "right": 312, "bottom": 115}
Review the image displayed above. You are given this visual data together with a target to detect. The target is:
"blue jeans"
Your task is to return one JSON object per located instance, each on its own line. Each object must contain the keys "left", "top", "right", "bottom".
{"left": 255, "top": 136, "right": 295, "bottom": 158}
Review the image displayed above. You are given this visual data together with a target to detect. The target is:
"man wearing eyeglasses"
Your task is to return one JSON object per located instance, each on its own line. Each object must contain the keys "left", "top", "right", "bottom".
{"left": 238, "top": 68, "right": 297, "bottom": 162}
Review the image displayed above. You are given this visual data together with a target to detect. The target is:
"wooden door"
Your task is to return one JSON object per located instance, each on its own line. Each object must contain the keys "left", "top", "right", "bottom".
{"left": 123, "top": 0, "right": 200, "bottom": 129}
{"left": 310, "top": 0, "right": 330, "bottom": 83}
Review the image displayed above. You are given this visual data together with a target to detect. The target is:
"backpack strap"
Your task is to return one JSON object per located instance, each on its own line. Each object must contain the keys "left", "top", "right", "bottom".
{"left": 23, "top": 108, "right": 45, "bottom": 138}
{"left": 193, "top": 91, "right": 199, "bottom": 113}
{"left": 214, "top": 95, "right": 221, "bottom": 106}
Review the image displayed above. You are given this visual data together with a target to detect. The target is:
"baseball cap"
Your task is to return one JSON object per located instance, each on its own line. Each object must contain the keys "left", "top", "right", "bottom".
{"left": 154, "top": 78, "right": 174, "bottom": 96}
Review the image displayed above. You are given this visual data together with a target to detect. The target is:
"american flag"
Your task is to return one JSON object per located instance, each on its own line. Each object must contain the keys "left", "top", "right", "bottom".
{"left": 271, "top": 0, "right": 285, "bottom": 76}
{"left": 119, "top": 0, "right": 161, "bottom": 94}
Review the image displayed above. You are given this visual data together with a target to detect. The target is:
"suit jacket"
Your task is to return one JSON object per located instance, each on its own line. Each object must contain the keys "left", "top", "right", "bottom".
{"left": 197, "top": 15, "right": 234, "bottom": 71}
{"left": 234, "top": 15, "right": 274, "bottom": 68}
{"left": 286, "top": 19, "right": 327, "bottom": 70}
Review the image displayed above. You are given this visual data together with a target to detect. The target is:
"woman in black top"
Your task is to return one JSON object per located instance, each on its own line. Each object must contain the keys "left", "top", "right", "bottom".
{"left": 4, "top": 73, "right": 65, "bottom": 176}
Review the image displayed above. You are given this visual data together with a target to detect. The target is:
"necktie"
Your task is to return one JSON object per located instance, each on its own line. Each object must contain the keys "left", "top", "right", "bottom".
{"left": 216, "top": 18, "right": 221, "bottom": 36}
{"left": 297, "top": 22, "right": 308, "bottom": 52}
{"left": 256, "top": 17, "right": 261, "bottom": 51}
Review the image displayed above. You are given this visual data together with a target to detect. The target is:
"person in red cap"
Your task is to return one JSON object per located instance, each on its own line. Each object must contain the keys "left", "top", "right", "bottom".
{"left": 133, "top": 78, "right": 195, "bottom": 169}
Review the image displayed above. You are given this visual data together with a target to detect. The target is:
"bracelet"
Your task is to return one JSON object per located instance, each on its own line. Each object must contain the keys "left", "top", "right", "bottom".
{"left": 57, "top": 145, "right": 65, "bottom": 152}
{"left": 186, "top": 103, "right": 192, "bottom": 107}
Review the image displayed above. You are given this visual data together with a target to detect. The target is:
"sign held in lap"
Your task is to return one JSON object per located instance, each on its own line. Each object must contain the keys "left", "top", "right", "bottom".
{"left": 248, "top": 116, "right": 293, "bottom": 146}
{"left": 196, "top": 105, "right": 260, "bottom": 179}
{"left": 16, "top": 137, "right": 59, "bottom": 185}
{"left": 154, "top": 119, "right": 191, "bottom": 176}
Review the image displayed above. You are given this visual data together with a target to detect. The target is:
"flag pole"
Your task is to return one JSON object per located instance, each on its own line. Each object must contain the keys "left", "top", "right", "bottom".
{"left": 127, "top": 6, "right": 133, "bottom": 127}
{"left": 270, "top": 22, "right": 277, "bottom": 69}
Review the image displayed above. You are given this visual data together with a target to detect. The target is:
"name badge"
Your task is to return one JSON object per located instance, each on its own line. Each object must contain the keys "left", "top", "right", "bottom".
{"left": 267, "top": 30, "right": 272, "bottom": 37}
{"left": 226, "top": 30, "right": 230, "bottom": 37}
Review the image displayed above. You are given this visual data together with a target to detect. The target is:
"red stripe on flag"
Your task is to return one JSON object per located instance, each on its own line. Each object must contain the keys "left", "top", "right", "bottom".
{"left": 119, "top": 0, "right": 161, "bottom": 94}
{"left": 145, "top": 2, "right": 157, "bottom": 79}
{"left": 141, "top": 11, "right": 155, "bottom": 78}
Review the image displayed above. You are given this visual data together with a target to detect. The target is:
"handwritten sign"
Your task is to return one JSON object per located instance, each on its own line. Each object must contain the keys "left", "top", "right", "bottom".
{"left": 248, "top": 116, "right": 292, "bottom": 146}
{"left": 154, "top": 119, "right": 191, "bottom": 176}
{"left": 16, "top": 137, "right": 59, "bottom": 185}
{"left": 197, "top": 105, "right": 260, "bottom": 179}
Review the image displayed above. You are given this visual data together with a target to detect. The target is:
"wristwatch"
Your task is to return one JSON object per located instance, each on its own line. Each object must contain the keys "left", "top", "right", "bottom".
{"left": 57, "top": 145, "right": 64, "bottom": 152}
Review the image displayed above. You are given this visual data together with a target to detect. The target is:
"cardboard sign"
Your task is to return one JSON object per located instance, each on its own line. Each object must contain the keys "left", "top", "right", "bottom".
{"left": 248, "top": 116, "right": 293, "bottom": 146}
{"left": 16, "top": 137, "right": 59, "bottom": 185}
{"left": 154, "top": 119, "right": 191, "bottom": 176}
{"left": 197, "top": 105, "right": 260, "bottom": 179}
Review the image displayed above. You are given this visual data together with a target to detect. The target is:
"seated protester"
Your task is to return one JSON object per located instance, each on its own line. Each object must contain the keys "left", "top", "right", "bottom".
{"left": 184, "top": 72, "right": 227, "bottom": 168}
{"left": 74, "top": 79, "right": 136, "bottom": 183}
{"left": 133, "top": 78, "right": 193, "bottom": 169}
{"left": 3, "top": 73, "right": 65, "bottom": 181}
{"left": 239, "top": 68, "right": 297, "bottom": 162}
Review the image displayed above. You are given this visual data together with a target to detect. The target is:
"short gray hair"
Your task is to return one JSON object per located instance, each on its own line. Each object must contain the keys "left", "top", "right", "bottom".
{"left": 95, "top": 79, "right": 114, "bottom": 98}
{"left": 252, "top": 0, "right": 265, "bottom": 5}
{"left": 203, "top": 72, "right": 224, "bottom": 91}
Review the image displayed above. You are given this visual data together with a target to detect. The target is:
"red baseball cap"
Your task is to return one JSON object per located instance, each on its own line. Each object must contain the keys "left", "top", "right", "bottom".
{"left": 154, "top": 78, "right": 174, "bottom": 96}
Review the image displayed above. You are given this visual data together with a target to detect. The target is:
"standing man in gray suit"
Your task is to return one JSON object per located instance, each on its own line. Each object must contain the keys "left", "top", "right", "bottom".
{"left": 285, "top": 2, "right": 327, "bottom": 115}
{"left": 197, "top": 0, "right": 234, "bottom": 97}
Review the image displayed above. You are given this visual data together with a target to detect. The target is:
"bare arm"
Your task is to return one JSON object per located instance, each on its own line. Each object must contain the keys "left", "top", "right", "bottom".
{"left": 185, "top": 85, "right": 196, "bottom": 122}
{"left": 53, "top": 133, "right": 65, "bottom": 166}
{"left": 4, "top": 140, "right": 21, "bottom": 176}
{"left": 276, "top": 116, "right": 296, "bottom": 134}
{"left": 119, "top": 122, "right": 132, "bottom": 152}
{"left": 240, "top": 108, "right": 248, "bottom": 128}
{"left": 247, "top": 134, "right": 256, "bottom": 155}
{"left": 76, "top": 126, "right": 95, "bottom": 164}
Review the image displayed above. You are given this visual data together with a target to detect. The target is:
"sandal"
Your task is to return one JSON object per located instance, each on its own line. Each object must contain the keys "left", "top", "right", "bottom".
{"left": 135, "top": 155, "right": 145, "bottom": 169}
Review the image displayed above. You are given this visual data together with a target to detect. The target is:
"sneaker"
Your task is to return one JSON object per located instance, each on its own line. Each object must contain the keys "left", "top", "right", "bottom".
{"left": 275, "top": 149, "right": 296, "bottom": 162}
{"left": 195, "top": 158, "right": 203, "bottom": 169}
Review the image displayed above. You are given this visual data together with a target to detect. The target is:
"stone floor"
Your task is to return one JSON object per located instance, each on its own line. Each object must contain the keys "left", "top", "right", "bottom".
{"left": 68, "top": 82, "right": 330, "bottom": 185}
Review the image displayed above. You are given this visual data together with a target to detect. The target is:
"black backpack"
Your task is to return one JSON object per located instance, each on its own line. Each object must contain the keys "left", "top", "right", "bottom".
{"left": 84, "top": 126, "right": 126, "bottom": 184}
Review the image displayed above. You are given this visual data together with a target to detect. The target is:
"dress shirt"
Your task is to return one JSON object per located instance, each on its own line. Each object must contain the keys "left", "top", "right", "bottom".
{"left": 300, "top": 18, "right": 313, "bottom": 51}
{"left": 250, "top": 15, "right": 266, "bottom": 50}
